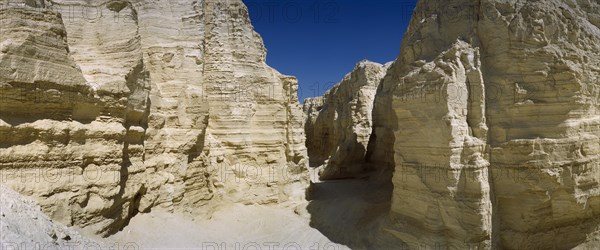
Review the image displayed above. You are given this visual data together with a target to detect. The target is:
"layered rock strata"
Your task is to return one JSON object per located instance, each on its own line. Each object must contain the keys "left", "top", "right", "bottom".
{"left": 303, "top": 0, "right": 600, "bottom": 248}
{"left": 303, "top": 61, "right": 388, "bottom": 179}
{"left": 0, "top": 0, "right": 307, "bottom": 236}
{"left": 365, "top": 0, "right": 600, "bottom": 248}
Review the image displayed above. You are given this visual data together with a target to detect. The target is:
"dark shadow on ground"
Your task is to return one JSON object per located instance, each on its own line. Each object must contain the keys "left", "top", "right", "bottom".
{"left": 306, "top": 166, "right": 398, "bottom": 249}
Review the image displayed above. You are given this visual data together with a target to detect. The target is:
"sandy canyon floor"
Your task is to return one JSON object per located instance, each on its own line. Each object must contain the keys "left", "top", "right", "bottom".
{"left": 92, "top": 168, "right": 393, "bottom": 249}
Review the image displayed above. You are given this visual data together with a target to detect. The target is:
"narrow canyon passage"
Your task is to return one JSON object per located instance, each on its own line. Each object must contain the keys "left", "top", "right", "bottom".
{"left": 1, "top": 0, "right": 600, "bottom": 249}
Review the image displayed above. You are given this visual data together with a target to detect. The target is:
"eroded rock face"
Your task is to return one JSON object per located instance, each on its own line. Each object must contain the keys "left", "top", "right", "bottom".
{"left": 0, "top": 0, "right": 307, "bottom": 235}
{"left": 303, "top": 61, "right": 388, "bottom": 180}
{"left": 369, "top": 0, "right": 600, "bottom": 248}
{"left": 381, "top": 41, "right": 493, "bottom": 249}
{"left": 0, "top": 185, "right": 103, "bottom": 248}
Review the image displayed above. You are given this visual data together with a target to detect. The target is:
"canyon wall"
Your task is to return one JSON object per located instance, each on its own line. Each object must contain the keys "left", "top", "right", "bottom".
{"left": 303, "top": 60, "right": 388, "bottom": 179}
{"left": 368, "top": 0, "right": 600, "bottom": 248}
{"left": 303, "top": 0, "right": 600, "bottom": 248}
{"left": 0, "top": 0, "right": 307, "bottom": 235}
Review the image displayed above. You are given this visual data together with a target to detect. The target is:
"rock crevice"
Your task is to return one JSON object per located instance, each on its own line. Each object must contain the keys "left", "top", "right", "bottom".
{"left": 304, "top": 60, "right": 389, "bottom": 180}
{"left": 305, "top": 0, "right": 600, "bottom": 248}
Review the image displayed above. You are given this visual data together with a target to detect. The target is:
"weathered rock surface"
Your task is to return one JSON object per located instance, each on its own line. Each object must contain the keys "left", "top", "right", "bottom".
{"left": 0, "top": 0, "right": 307, "bottom": 236}
{"left": 303, "top": 60, "right": 388, "bottom": 179}
{"left": 364, "top": 0, "right": 600, "bottom": 248}
{"left": 0, "top": 185, "right": 102, "bottom": 249}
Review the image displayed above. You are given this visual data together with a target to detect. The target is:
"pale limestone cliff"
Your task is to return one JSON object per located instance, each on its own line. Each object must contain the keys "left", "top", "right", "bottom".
{"left": 303, "top": 60, "right": 388, "bottom": 180}
{"left": 380, "top": 41, "right": 493, "bottom": 249}
{"left": 3, "top": 0, "right": 600, "bottom": 247}
{"left": 366, "top": 0, "right": 600, "bottom": 248}
{"left": 0, "top": 0, "right": 307, "bottom": 236}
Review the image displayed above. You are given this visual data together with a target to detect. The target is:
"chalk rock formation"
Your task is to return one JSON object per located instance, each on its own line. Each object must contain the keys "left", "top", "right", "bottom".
{"left": 367, "top": 0, "right": 600, "bottom": 248}
{"left": 0, "top": 185, "right": 102, "bottom": 249}
{"left": 0, "top": 0, "right": 307, "bottom": 236}
{"left": 303, "top": 61, "right": 388, "bottom": 179}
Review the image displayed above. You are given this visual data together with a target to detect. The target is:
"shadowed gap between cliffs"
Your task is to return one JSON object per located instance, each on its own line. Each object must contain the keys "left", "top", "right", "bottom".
{"left": 305, "top": 123, "right": 396, "bottom": 248}
{"left": 305, "top": 164, "right": 396, "bottom": 248}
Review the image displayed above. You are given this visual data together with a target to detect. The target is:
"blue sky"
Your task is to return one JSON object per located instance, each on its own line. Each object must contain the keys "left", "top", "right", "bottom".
{"left": 243, "top": 0, "right": 418, "bottom": 102}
